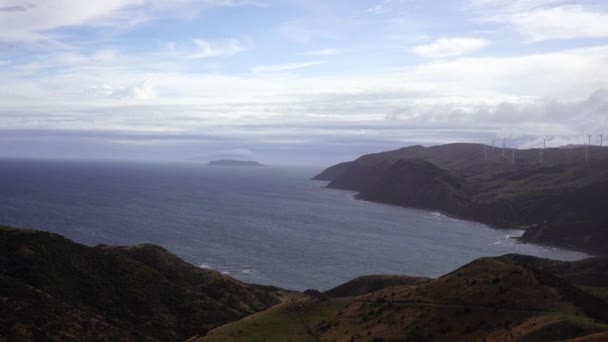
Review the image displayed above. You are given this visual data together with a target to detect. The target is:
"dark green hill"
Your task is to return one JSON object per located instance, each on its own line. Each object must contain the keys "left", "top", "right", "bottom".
{"left": 315, "top": 144, "right": 608, "bottom": 253}
{"left": 0, "top": 226, "right": 284, "bottom": 341}
{"left": 324, "top": 274, "right": 430, "bottom": 298}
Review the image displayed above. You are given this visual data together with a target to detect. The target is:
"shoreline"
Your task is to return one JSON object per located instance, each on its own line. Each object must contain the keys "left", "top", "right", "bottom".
{"left": 319, "top": 183, "right": 599, "bottom": 257}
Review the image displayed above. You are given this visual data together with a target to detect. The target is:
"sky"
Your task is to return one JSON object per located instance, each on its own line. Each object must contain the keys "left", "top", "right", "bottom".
{"left": 1, "top": 0, "right": 608, "bottom": 165}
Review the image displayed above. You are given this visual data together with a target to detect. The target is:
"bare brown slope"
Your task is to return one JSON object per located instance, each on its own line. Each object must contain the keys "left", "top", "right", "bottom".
{"left": 197, "top": 255, "right": 608, "bottom": 342}
{"left": 318, "top": 258, "right": 608, "bottom": 341}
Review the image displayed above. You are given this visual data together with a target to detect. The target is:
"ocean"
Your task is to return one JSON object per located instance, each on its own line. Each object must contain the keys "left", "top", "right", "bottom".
{"left": 0, "top": 158, "right": 588, "bottom": 290}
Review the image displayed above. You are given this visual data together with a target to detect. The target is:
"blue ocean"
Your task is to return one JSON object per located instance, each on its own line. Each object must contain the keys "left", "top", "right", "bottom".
{"left": 0, "top": 159, "right": 588, "bottom": 290}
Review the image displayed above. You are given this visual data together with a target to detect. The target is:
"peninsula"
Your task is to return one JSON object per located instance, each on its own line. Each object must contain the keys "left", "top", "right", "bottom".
{"left": 314, "top": 143, "right": 608, "bottom": 254}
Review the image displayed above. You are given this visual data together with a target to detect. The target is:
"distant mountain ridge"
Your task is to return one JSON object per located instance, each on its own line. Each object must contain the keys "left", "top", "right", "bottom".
{"left": 208, "top": 160, "right": 264, "bottom": 166}
{"left": 314, "top": 143, "right": 608, "bottom": 254}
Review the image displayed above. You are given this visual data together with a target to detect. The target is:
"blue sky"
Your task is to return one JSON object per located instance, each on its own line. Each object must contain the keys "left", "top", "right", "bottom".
{"left": 1, "top": 0, "right": 608, "bottom": 164}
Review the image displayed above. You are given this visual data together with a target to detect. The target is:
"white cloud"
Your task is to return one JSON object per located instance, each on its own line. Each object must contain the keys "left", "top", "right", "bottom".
{"left": 472, "top": 1, "right": 608, "bottom": 42}
{"left": 412, "top": 38, "right": 489, "bottom": 58}
{"left": 505, "top": 5, "right": 608, "bottom": 42}
{"left": 191, "top": 38, "right": 247, "bottom": 58}
{"left": 1, "top": 41, "right": 608, "bottom": 147}
{"left": 471, "top": 0, "right": 568, "bottom": 14}
{"left": 306, "top": 48, "right": 340, "bottom": 56}
{"left": 0, "top": 0, "right": 138, "bottom": 41}
{"left": 251, "top": 61, "right": 324, "bottom": 73}
{"left": 0, "top": 0, "right": 257, "bottom": 42}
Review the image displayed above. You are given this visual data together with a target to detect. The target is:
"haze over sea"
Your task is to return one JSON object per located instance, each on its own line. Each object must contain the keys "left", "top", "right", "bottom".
{"left": 0, "top": 159, "right": 588, "bottom": 290}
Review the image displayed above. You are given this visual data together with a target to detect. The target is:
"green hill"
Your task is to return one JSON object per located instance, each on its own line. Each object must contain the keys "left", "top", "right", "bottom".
{"left": 0, "top": 226, "right": 285, "bottom": 341}
{"left": 197, "top": 255, "right": 608, "bottom": 342}
{"left": 3, "top": 226, "right": 607, "bottom": 341}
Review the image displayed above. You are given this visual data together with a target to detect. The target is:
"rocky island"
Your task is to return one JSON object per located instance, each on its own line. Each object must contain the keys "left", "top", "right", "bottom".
{"left": 314, "top": 143, "right": 608, "bottom": 254}
{"left": 208, "top": 160, "right": 265, "bottom": 167}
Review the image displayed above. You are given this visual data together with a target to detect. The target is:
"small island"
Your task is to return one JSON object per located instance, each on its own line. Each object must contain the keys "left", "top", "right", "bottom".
{"left": 208, "top": 160, "right": 265, "bottom": 167}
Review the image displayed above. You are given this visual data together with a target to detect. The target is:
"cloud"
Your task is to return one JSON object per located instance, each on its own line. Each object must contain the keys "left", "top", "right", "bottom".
{"left": 0, "top": 0, "right": 257, "bottom": 42}
{"left": 412, "top": 38, "right": 490, "bottom": 58}
{"left": 251, "top": 61, "right": 324, "bottom": 73}
{"left": 191, "top": 38, "right": 247, "bottom": 58}
{"left": 305, "top": 48, "right": 340, "bottom": 56}
{"left": 504, "top": 5, "right": 608, "bottom": 42}
{"left": 472, "top": 0, "right": 608, "bottom": 42}
{"left": 1, "top": 39, "right": 608, "bottom": 155}
{"left": 368, "top": 0, "right": 391, "bottom": 15}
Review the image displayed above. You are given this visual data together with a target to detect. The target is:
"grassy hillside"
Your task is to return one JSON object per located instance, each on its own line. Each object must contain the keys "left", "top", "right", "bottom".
{"left": 196, "top": 256, "right": 608, "bottom": 342}
{"left": 3, "top": 226, "right": 607, "bottom": 341}
{"left": 0, "top": 226, "right": 285, "bottom": 341}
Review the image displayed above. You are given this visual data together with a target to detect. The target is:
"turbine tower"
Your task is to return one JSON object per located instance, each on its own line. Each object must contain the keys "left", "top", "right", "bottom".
{"left": 540, "top": 138, "right": 546, "bottom": 165}
{"left": 601, "top": 134, "right": 604, "bottom": 147}
{"left": 585, "top": 134, "right": 592, "bottom": 162}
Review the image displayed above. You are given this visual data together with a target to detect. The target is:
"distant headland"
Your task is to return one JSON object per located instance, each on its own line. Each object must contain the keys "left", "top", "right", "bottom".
{"left": 208, "top": 160, "right": 265, "bottom": 167}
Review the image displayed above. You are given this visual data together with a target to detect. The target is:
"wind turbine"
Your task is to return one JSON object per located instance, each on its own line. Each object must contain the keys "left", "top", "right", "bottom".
{"left": 540, "top": 138, "right": 546, "bottom": 165}
{"left": 512, "top": 148, "right": 515, "bottom": 165}
{"left": 585, "top": 134, "right": 592, "bottom": 162}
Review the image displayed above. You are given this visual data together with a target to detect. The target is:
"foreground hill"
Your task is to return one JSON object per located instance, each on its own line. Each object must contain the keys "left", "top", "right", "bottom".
{"left": 314, "top": 143, "right": 608, "bottom": 253}
{"left": 0, "top": 226, "right": 284, "bottom": 341}
{"left": 198, "top": 255, "right": 608, "bottom": 342}
{"left": 2, "top": 227, "right": 607, "bottom": 341}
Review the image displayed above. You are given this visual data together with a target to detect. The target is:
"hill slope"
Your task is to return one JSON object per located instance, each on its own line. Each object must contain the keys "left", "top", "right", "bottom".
{"left": 198, "top": 255, "right": 608, "bottom": 342}
{"left": 2, "top": 227, "right": 607, "bottom": 341}
{"left": 315, "top": 144, "right": 608, "bottom": 253}
{"left": 0, "top": 226, "right": 284, "bottom": 341}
